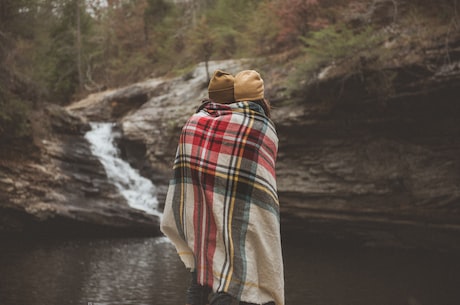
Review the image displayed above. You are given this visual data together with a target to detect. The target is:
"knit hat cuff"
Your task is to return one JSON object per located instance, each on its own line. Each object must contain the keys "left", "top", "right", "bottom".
{"left": 209, "top": 88, "right": 234, "bottom": 103}
{"left": 208, "top": 70, "right": 235, "bottom": 103}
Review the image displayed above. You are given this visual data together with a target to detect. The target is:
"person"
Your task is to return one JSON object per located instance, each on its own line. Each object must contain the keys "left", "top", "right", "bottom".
{"left": 161, "top": 69, "right": 284, "bottom": 305}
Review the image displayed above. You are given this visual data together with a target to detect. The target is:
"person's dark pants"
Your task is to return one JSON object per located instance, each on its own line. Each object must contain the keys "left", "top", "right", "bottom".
{"left": 209, "top": 292, "right": 275, "bottom": 305}
{"left": 186, "top": 270, "right": 212, "bottom": 305}
{"left": 186, "top": 270, "right": 275, "bottom": 305}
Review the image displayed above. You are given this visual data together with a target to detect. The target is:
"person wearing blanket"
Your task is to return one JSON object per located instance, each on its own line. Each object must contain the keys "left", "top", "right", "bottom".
{"left": 161, "top": 69, "right": 284, "bottom": 305}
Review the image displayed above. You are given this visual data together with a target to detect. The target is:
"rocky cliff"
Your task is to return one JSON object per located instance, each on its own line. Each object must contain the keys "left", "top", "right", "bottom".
{"left": 0, "top": 104, "right": 161, "bottom": 237}
{"left": 1, "top": 8, "right": 459, "bottom": 248}
{"left": 66, "top": 40, "right": 460, "bottom": 250}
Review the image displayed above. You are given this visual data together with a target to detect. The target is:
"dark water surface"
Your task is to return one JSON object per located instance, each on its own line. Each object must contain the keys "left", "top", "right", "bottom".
{"left": 1, "top": 236, "right": 459, "bottom": 305}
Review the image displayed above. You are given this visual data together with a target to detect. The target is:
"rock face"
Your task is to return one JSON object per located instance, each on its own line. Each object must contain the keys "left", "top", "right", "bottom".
{"left": 1, "top": 31, "right": 459, "bottom": 248}
{"left": 67, "top": 43, "right": 460, "bottom": 250}
{"left": 0, "top": 60, "right": 243, "bottom": 238}
{"left": 67, "top": 60, "right": 245, "bottom": 207}
{"left": 0, "top": 105, "right": 161, "bottom": 237}
{"left": 274, "top": 31, "right": 460, "bottom": 249}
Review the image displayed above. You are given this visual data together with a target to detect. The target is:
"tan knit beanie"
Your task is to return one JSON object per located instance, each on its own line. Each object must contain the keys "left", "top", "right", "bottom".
{"left": 234, "top": 70, "right": 264, "bottom": 101}
{"left": 208, "top": 70, "right": 235, "bottom": 103}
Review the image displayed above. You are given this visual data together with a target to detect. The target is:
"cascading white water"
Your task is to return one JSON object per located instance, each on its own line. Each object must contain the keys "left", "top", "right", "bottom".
{"left": 84, "top": 122, "right": 161, "bottom": 216}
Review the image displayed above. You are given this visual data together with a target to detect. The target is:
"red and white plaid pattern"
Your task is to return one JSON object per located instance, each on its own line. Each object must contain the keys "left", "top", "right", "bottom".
{"left": 161, "top": 101, "right": 284, "bottom": 305}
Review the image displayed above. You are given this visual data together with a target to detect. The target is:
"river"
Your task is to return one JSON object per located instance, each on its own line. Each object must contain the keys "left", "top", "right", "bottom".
{"left": 1, "top": 236, "right": 459, "bottom": 305}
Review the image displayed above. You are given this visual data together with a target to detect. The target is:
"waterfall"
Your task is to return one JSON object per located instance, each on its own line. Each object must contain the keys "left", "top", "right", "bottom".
{"left": 84, "top": 122, "right": 160, "bottom": 216}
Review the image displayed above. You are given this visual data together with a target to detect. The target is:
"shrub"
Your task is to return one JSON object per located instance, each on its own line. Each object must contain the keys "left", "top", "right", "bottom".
{"left": 0, "top": 91, "right": 30, "bottom": 139}
{"left": 287, "top": 23, "right": 391, "bottom": 101}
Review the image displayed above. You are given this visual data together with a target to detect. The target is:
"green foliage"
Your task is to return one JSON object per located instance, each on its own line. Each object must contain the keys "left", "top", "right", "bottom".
{"left": 0, "top": 0, "right": 39, "bottom": 38}
{"left": 202, "top": 0, "right": 260, "bottom": 59}
{"left": 243, "top": 1, "right": 281, "bottom": 56}
{"left": 301, "top": 24, "right": 381, "bottom": 67}
{"left": 0, "top": 89, "right": 30, "bottom": 139}
{"left": 144, "top": 0, "right": 171, "bottom": 26}
{"left": 290, "top": 24, "right": 384, "bottom": 86}
{"left": 146, "top": 3, "right": 185, "bottom": 74}
{"left": 286, "top": 23, "right": 391, "bottom": 101}
{"left": 190, "top": 17, "right": 215, "bottom": 59}
{"left": 43, "top": 0, "right": 93, "bottom": 103}
{"left": 4, "top": 0, "right": 455, "bottom": 140}
{"left": 0, "top": 0, "right": 38, "bottom": 138}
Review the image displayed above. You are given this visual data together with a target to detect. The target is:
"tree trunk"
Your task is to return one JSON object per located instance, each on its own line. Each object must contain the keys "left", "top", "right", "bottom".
{"left": 76, "top": 0, "right": 83, "bottom": 90}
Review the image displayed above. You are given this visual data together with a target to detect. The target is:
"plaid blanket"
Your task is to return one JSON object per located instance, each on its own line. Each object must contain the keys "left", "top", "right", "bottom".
{"left": 161, "top": 101, "right": 284, "bottom": 305}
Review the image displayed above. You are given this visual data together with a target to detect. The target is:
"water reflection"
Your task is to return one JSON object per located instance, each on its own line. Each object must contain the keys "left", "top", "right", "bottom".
{"left": 1, "top": 236, "right": 460, "bottom": 305}
{"left": 80, "top": 237, "right": 186, "bottom": 305}
{"left": 0, "top": 237, "right": 188, "bottom": 305}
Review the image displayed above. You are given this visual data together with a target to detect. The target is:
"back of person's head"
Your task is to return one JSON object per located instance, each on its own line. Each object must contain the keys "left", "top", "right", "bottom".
{"left": 208, "top": 70, "right": 235, "bottom": 104}
{"left": 234, "top": 70, "right": 271, "bottom": 118}
{"left": 234, "top": 70, "right": 264, "bottom": 101}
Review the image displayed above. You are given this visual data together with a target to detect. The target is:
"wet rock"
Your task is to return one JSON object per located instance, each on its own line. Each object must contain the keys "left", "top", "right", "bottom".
{"left": 0, "top": 104, "right": 161, "bottom": 237}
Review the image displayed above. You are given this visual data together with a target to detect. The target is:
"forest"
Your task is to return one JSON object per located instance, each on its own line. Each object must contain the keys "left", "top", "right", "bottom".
{"left": 0, "top": 0, "right": 458, "bottom": 141}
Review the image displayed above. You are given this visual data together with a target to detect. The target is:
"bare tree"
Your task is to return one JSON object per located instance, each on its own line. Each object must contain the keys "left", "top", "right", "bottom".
{"left": 76, "top": 0, "right": 83, "bottom": 89}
